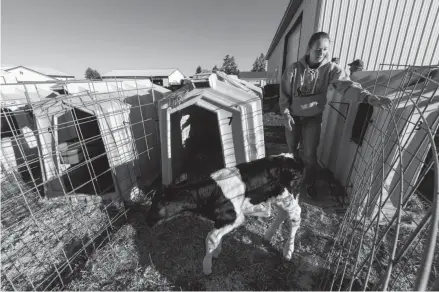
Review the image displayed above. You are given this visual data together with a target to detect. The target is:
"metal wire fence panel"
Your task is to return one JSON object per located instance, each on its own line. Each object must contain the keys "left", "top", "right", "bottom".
{"left": 320, "top": 65, "right": 439, "bottom": 291}
{"left": 2, "top": 70, "right": 438, "bottom": 291}
{"left": 0, "top": 79, "right": 166, "bottom": 290}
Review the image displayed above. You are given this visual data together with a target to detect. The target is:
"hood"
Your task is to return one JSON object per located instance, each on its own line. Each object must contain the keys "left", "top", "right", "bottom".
{"left": 291, "top": 55, "right": 331, "bottom": 98}
{"left": 298, "top": 55, "right": 330, "bottom": 70}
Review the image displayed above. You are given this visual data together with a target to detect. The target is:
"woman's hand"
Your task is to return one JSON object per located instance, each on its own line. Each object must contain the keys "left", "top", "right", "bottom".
{"left": 284, "top": 113, "right": 294, "bottom": 131}
{"left": 367, "top": 95, "right": 392, "bottom": 110}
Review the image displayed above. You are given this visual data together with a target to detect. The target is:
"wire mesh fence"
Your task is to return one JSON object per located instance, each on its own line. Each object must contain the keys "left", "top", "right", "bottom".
{"left": 320, "top": 65, "right": 439, "bottom": 291}
{"left": 2, "top": 67, "right": 438, "bottom": 291}
{"left": 0, "top": 78, "right": 167, "bottom": 290}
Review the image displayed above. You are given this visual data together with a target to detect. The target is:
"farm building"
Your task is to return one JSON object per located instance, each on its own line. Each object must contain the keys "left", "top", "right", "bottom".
{"left": 158, "top": 71, "right": 265, "bottom": 185}
{"left": 265, "top": 0, "right": 439, "bottom": 215}
{"left": 2, "top": 66, "right": 75, "bottom": 82}
{"left": 266, "top": 0, "right": 439, "bottom": 80}
{"left": 238, "top": 71, "right": 268, "bottom": 87}
{"left": 102, "top": 68, "right": 186, "bottom": 87}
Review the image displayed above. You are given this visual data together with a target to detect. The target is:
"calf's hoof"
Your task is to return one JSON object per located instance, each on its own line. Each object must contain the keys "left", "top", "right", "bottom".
{"left": 283, "top": 247, "right": 294, "bottom": 261}
{"left": 203, "top": 257, "right": 212, "bottom": 276}
{"left": 203, "top": 268, "right": 212, "bottom": 276}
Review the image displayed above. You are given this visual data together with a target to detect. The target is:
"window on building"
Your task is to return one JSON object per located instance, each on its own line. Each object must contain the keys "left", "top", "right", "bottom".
{"left": 351, "top": 103, "right": 374, "bottom": 146}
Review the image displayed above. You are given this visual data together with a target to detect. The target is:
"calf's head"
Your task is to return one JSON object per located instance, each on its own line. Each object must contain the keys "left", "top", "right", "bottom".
{"left": 146, "top": 187, "right": 196, "bottom": 228}
{"left": 274, "top": 153, "right": 304, "bottom": 189}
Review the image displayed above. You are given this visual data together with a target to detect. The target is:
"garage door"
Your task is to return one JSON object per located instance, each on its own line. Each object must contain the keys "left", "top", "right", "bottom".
{"left": 285, "top": 25, "right": 301, "bottom": 67}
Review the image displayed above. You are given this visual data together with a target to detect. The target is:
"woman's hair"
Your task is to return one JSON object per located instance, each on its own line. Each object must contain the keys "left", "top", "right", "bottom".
{"left": 307, "top": 32, "right": 330, "bottom": 51}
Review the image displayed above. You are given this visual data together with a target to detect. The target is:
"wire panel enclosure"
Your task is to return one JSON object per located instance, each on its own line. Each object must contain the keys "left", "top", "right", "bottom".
{"left": 0, "top": 78, "right": 167, "bottom": 291}
{"left": 321, "top": 65, "right": 439, "bottom": 291}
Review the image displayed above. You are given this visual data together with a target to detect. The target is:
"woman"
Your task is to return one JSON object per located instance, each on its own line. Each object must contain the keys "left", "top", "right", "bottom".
{"left": 279, "top": 32, "right": 391, "bottom": 199}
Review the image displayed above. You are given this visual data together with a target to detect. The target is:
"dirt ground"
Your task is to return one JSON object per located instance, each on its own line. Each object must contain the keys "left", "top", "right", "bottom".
{"left": 65, "top": 112, "right": 348, "bottom": 291}
{"left": 67, "top": 203, "right": 341, "bottom": 291}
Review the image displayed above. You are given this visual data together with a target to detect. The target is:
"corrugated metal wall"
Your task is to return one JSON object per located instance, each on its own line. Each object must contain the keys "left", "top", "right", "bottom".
{"left": 318, "top": 0, "right": 439, "bottom": 70}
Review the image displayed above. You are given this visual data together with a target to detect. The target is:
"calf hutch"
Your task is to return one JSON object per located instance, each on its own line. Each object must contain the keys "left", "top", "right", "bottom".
{"left": 319, "top": 66, "right": 439, "bottom": 219}
{"left": 26, "top": 79, "right": 170, "bottom": 202}
{"left": 32, "top": 93, "right": 137, "bottom": 202}
{"left": 1, "top": 84, "right": 59, "bottom": 197}
{"left": 55, "top": 79, "right": 170, "bottom": 189}
{"left": 158, "top": 72, "right": 265, "bottom": 185}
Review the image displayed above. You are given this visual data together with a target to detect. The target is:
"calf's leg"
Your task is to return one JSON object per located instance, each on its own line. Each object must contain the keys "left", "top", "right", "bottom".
{"left": 212, "top": 240, "right": 222, "bottom": 258}
{"left": 263, "top": 206, "right": 287, "bottom": 242}
{"left": 273, "top": 188, "right": 301, "bottom": 261}
{"left": 203, "top": 213, "right": 245, "bottom": 275}
{"left": 282, "top": 203, "right": 301, "bottom": 260}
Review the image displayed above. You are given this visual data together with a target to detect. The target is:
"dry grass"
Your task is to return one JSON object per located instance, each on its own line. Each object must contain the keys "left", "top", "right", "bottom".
{"left": 262, "top": 112, "right": 284, "bottom": 127}
{"left": 1, "top": 171, "right": 116, "bottom": 291}
{"left": 66, "top": 202, "right": 341, "bottom": 291}
{"left": 323, "top": 191, "right": 438, "bottom": 291}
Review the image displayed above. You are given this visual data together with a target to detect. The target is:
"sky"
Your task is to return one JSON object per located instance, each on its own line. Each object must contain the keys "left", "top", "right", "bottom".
{"left": 1, "top": 0, "right": 289, "bottom": 79}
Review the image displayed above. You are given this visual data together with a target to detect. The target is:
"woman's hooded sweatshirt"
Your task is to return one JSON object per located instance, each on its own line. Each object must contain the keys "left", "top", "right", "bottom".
{"left": 279, "top": 55, "right": 373, "bottom": 117}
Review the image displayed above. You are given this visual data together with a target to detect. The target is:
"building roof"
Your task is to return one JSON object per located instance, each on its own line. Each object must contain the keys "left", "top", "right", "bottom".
{"left": 102, "top": 69, "right": 180, "bottom": 78}
{"left": 0, "top": 79, "right": 170, "bottom": 109}
{"left": 266, "top": 0, "right": 303, "bottom": 59}
{"left": 238, "top": 71, "right": 268, "bottom": 79}
{"left": 1, "top": 65, "right": 15, "bottom": 71}
{"left": 5, "top": 65, "right": 75, "bottom": 78}
{"left": 51, "top": 79, "right": 170, "bottom": 96}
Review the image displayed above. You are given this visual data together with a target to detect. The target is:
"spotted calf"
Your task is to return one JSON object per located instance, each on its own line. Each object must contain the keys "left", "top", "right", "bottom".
{"left": 146, "top": 153, "right": 304, "bottom": 275}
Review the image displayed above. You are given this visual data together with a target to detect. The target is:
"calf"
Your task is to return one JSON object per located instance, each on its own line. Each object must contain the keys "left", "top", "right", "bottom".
{"left": 146, "top": 153, "right": 304, "bottom": 275}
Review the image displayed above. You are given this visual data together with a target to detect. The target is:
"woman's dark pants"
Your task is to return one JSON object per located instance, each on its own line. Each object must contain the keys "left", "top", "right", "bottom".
{"left": 284, "top": 113, "right": 322, "bottom": 187}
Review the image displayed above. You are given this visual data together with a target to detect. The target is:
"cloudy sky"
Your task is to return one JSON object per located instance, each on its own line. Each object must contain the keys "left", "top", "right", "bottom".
{"left": 1, "top": 0, "right": 289, "bottom": 78}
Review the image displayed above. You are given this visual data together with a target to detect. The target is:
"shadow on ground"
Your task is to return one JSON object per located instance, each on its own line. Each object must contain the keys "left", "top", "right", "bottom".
{"left": 64, "top": 113, "right": 346, "bottom": 291}
{"left": 66, "top": 198, "right": 340, "bottom": 291}
{"left": 127, "top": 205, "right": 338, "bottom": 291}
